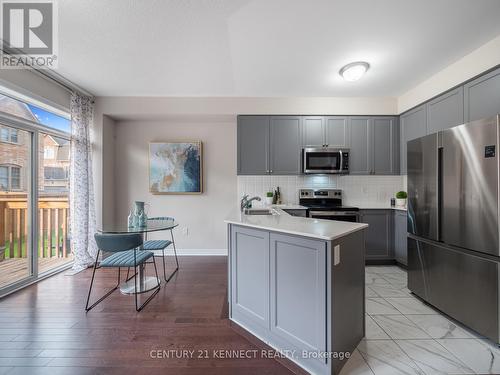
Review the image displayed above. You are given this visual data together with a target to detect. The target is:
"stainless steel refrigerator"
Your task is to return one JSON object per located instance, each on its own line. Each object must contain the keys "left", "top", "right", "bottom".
{"left": 408, "top": 114, "right": 500, "bottom": 342}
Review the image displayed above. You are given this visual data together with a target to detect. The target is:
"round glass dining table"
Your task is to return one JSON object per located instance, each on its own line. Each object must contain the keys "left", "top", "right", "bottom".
{"left": 97, "top": 219, "right": 179, "bottom": 294}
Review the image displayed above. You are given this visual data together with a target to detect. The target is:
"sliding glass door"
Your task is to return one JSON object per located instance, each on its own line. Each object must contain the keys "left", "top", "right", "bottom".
{"left": 0, "top": 91, "right": 72, "bottom": 295}
{"left": 0, "top": 125, "right": 34, "bottom": 289}
{"left": 38, "top": 132, "right": 72, "bottom": 274}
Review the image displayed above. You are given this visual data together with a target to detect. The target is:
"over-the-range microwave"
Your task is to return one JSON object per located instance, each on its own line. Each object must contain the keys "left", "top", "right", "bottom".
{"left": 302, "top": 148, "right": 349, "bottom": 174}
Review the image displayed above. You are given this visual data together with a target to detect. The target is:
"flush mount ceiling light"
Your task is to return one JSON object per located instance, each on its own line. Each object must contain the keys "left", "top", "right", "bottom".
{"left": 339, "top": 61, "right": 370, "bottom": 82}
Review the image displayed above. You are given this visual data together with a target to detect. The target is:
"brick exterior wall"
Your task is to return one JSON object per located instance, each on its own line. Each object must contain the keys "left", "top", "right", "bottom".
{"left": 0, "top": 129, "right": 70, "bottom": 192}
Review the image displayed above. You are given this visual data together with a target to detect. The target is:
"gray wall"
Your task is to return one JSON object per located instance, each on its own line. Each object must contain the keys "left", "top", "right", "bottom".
{"left": 113, "top": 118, "right": 237, "bottom": 252}
{"left": 102, "top": 115, "right": 116, "bottom": 227}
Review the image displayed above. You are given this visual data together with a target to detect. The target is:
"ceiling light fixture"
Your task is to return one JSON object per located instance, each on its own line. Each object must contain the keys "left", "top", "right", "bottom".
{"left": 339, "top": 61, "right": 370, "bottom": 82}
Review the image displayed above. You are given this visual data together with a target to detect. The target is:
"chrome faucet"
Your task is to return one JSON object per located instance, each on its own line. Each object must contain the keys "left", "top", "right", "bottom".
{"left": 240, "top": 195, "right": 261, "bottom": 211}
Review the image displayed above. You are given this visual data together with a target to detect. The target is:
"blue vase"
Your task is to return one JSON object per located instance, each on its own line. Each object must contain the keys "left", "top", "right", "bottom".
{"left": 134, "top": 201, "right": 148, "bottom": 227}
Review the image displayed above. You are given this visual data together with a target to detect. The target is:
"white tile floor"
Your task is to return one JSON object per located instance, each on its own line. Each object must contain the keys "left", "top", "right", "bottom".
{"left": 340, "top": 265, "right": 500, "bottom": 375}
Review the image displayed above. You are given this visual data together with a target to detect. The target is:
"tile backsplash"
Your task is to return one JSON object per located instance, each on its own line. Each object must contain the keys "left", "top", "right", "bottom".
{"left": 237, "top": 175, "right": 405, "bottom": 207}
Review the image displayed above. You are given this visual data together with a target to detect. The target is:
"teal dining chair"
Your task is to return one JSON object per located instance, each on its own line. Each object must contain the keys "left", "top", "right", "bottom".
{"left": 86, "top": 233, "right": 161, "bottom": 312}
{"left": 143, "top": 217, "right": 179, "bottom": 282}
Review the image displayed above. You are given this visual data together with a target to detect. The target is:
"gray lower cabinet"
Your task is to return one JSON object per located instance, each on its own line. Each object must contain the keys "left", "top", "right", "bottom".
{"left": 464, "top": 66, "right": 500, "bottom": 122}
{"left": 427, "top": 87, "right": 464, "bottom": 134}
{"left": 237, "top": 115, "right": 269, "bottom": 175}
{"left": 228, "top": 224, "right": 365, "bottom": 375}
{"left": 400, "top": 104, "right": 427, "bottom": 174}
{"left": 270, "top": 116, "right": 301, "bottom": 174}
{"left": 269, "top": 233, "right": 326, "bottom": 357}
{"left": 394, "top": 210, "right": 408, "bottom": 266}
{"left": 230, "top": 226, "right": 270, "bottom": 330}
{"left": 360, "top": 210, "right": 393, "bottom": 261}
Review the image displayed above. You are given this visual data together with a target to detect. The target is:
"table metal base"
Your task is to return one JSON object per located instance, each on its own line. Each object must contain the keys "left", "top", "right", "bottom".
{"left": 120, "top": 276, "right": 159, "bottom": 295}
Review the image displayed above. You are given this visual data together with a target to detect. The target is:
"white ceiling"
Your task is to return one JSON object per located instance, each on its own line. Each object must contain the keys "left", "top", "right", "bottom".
{"left": 57, "top": 0, "right": 500, "bottom": 97}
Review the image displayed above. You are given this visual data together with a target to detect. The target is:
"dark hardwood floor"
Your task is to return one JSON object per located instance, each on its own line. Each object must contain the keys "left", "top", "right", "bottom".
{"left": 0, "top": 256, "right": 300, "bottom": 375}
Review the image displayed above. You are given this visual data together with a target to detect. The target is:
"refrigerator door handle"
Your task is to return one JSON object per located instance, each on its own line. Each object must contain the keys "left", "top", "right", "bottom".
{"left": 437, "top": 146, "right": 443, "bottom": 241}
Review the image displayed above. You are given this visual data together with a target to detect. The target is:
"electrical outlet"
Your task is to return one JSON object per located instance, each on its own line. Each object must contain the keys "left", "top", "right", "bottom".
{"left": 182, "top": 226, "right": 189, "bottom": 236}
{"left": 334, "top": 245, "right": 341, "bottom": 266}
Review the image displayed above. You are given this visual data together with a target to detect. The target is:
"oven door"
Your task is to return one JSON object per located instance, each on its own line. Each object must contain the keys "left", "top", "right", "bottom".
{"left": 309, "top": 211, "right": 359, "bottom": 222}
{"left": 303, "top": 148, "right": 343, "bottom": 174}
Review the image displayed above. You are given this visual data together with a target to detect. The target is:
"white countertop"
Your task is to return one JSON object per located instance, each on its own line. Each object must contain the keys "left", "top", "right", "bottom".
{"left": 225, "top": 206, "right": 368, "bottom": 241}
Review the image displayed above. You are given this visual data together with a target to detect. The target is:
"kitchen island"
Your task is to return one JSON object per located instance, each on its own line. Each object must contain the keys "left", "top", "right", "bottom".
{"left": 225, "top": 207, "right": 368, "bottom": 375}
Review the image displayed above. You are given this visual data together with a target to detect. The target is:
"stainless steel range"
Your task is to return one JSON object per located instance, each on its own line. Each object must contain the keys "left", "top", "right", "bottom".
{"left": 299, "top": 189, "right": 359, "bottom": 222}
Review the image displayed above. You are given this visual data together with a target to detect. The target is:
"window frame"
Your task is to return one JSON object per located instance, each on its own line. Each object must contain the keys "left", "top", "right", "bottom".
{"left": 0, "top": 126, "right": 20, "bottom": 144}
{"left": 0, "top": 163, "right": 22, "bottom": 191}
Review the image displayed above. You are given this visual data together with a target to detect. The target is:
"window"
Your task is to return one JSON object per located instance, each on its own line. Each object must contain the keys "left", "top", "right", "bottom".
{"left": 10, "top": 167, "right": 20, "bottom": 189}
{"left": 0, "top": 165, "right": 22, "bottom": 190}
{"left": 0, "top": 166, "right": 8, "bottom": 189}
{"left": 10, "top": 129, "right": 18, "bottom": 143}
{"left": 0, "top": 93, "right": 71, "bottom": 135}
{"left": 44, "top": 166, "right": 67, "bottom": 180}
{"left": 0, "top": 127, "right": 19, "bottom": 143}
{"left": 44, "top": 147, "right": 55, "bottom": 159}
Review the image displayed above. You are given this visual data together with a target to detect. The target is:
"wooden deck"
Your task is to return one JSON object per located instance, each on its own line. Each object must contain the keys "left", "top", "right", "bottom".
{"left": 0, "top": 257, "right": 73, "bottom": 288}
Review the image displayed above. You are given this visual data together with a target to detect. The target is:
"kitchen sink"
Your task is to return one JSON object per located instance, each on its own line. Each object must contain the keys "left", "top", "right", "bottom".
{"left": 243, "top": 208, "right": 278, "bottom": 215}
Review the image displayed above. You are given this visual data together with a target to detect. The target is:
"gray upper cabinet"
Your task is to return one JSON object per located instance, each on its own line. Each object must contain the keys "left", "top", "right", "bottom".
{"left": 400, "top": 104, "right": 427, "bottom": 174}
{"left": 302, "top": 116, "right": 325, "bottom": 146}
{"left": 373, "top": 117, "right": 399, "bottom": 175}
{"left": 238, "top": 114, "right": 397, "bottom": 176}
{"left": 325, "top": 116, "right": 350, "bottom": 148}
{"left": 270, "top": 116, "right": 301, "bottom": 175}
{"left": 237, "top": 115, "right": 301, "bottom": 175}
{"left": 394, "top": 210, "right": 408, "bottom": 266}
{"left": 464, "top": 67, "right": 500, "bottom": 122}
{"left": 302, "top": 116, "right": 349, "bottom": 148}
{"left": 360, "top": 210, "right": 393, "bottom": 261}
{"left": 427, "top": 87, "right": 464, "bottom": 134}
{"left": 349, "top": 117, "right": 371, "bottom": 175}
{"left": 237, "top": 116, "right": 269, "bottom": 175}
{"left": 350, "top": 116, "right": 399, "bottom": 175}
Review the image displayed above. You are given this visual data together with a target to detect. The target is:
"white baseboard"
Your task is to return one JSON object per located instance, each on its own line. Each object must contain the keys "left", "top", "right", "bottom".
{"left": 152, "top": 249, "right": 228, "bottom": 256}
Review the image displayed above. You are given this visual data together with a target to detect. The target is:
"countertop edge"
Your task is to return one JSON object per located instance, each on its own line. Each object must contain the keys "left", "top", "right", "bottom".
{"left": 224, "top": 207, "right": 368, "bottom": 241}
{"left": 224, "top": 219, "right": 368, "bottom": 241}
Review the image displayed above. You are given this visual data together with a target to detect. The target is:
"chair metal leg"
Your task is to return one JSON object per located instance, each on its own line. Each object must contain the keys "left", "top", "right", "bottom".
{"left": 125, "top": 267, "right": 137, "bottom": 281}
{"left": 134, "top": 259, "right": 161, "bottom": 312}
{"left": 162, "top": 229, "right": 179, "bottom": 283}
{"left": 86, "top": 251, "right": 122, "bottom": 312}
{"left": 161, "top": 248, "right": 167, "bottom": 282}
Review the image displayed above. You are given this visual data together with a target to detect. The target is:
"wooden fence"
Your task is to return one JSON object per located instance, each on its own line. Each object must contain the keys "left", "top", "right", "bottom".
{"left": 0, "top": 193, "right": 70, "bottom": 259}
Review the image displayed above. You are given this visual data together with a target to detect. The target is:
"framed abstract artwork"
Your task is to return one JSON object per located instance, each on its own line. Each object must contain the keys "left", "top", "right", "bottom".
{"left": 149, "top": 141, "right": 203, "bottom": 194}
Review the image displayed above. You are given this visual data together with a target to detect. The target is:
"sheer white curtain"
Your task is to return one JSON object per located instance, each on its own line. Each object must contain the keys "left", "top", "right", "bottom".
{"left": 69, "top": 93, "right": 97, "bottom": 272}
